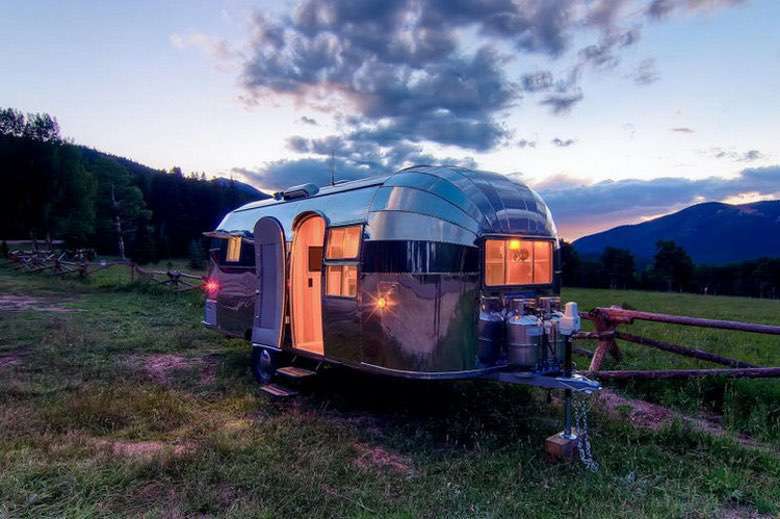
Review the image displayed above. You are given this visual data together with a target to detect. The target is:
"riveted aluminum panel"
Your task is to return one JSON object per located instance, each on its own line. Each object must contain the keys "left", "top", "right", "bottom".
{"left": 383, "top": 171, "right": 488, "bottom": 227}
{"left": 369, "top": 186, "right": 482, "bottom": 234}
{"left": 366, "top": 211, "right": 478, "bottom": 246}
{"left": 360, "top": 272, "right": 481, "bottom": 372}
{"left": 218, "top": 185, "right": 380, "bottom": 238}
{"left": 251, "top": 217, "right": 286, "bottom": 348}
{"left": 216, "top": 166, "right": 557, "bottom": 242}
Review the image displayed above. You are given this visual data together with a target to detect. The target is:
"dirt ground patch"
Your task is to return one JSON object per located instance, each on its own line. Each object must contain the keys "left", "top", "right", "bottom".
{"left": 0, "top": 353, "right": 23, "bottom": 368}
{"left": 128, "top": 353, "right": 219, "bottom": 385}
{"left": 353, "top": 442, "right": 414, "bottom": 476}
{"left": 0, "top": 349, "right": 32, "bottom": 369}
{"left": 94, "top": 439, "right": 194, "bottom": 459}
{"left": 596, "top": 389, "right": 764, "bottom": 449}
{"left": 717, "top": 504, "right": 774, "bottom": 519}
{"left": 0, "top": 294, "right": 76, "bottom": 313}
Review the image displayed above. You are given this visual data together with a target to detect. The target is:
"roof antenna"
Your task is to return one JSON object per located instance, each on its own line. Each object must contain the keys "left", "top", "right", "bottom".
{"left": 329, "top": 150, "right": 336, "bottom": 186}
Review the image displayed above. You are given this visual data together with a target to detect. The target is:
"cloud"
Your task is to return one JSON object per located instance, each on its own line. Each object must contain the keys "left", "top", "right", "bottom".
{"left": 234, "top": 149, "right": 477, "bottom": 192}
{"left": 521, "top": 71, "right": 554, "bottom": 92}
{"left": 540, "top": 90, "right": 584, "bottom": 114}
{"left": 646, "top": 0, "right": 746, "bottom": 19}
{"left": 741, "top": 149, "right": 764, "bottom": 162}
{"left": 299, "top": 116, "right": 318, "bottom": 125}
{"left": 534, "top": 165, "right": 780, "bottom": 238}
{"left": 577, "top": 28, "right": 640, "bottom": 70}
{"left": 552, "top": 138, "right": 576, "bottom": 147}
{"left": 630, "top": 58, "right": 660, "bottom": 85}
{"left": 517, "top": 139, "right": 537, "bottom": 148}
{"left": 233, "top": 0, "right": 742, "bottom": 154}
{"left": 232, "top": 159, "right": 382, "bottom": 192}
{"left": 213, "top": 0, "right": 746, "bottom": 181}
{"left": 711, "top": 147, "right": 766, "bottom": 162}
{"left": 285, "top": 132, "right": 478, "bottom": 171}
{"left": 671, "top": 127, "right": 695, "bottom": 133}
{"left": 170, "top": 32, "right": 242, "bottom": 67}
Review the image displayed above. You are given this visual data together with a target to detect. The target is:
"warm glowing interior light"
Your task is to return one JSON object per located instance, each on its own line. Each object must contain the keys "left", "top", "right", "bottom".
{"left": 508, "top": 239, "right": 521, "bottom": 251}
{"left": 376, "top": 296, "right": 387, "bottom": 310}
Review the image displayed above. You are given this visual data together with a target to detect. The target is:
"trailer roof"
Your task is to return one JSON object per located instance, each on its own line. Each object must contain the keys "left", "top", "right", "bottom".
{"left": 216, "top": 166, "right": 558, "bottom": 244}
{"left": 232, "top": 175, "right": 391, "bottom": 213}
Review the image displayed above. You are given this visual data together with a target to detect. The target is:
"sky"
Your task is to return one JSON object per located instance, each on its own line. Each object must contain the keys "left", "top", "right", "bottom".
{"left": 1, "top": 0, "right": 779, "bottom": 240}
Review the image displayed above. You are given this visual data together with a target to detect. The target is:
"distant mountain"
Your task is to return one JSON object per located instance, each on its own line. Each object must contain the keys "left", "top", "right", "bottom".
{"left": 573, "top": 200, "right": 780, "bottom": 265}
{"left": 78, "top": 146, "right": 269, "bottom": 201}
{"left": 0, "top": 129, "right": 270, "bottom": 258}
{"left": 211, "top": 176, "right": 268, "bottom": 200}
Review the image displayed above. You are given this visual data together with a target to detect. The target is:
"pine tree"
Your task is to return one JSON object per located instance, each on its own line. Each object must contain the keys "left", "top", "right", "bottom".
{"left": 188, "top": 239, "right": 206, "bottom": 270}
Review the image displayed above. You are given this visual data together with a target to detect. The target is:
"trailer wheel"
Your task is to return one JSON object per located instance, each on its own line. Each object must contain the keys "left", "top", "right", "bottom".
{"left": 251, "top": 347, "right": 277, "bottom": 385}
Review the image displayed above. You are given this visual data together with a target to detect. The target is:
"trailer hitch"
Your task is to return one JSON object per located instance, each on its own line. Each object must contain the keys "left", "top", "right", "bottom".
{"left": 486, "top": 370, "right": 601, "bottom": 393}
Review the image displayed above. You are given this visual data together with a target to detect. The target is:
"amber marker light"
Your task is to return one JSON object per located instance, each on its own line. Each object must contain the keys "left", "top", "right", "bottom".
{"left": 376, "top": 296, "right": 388, "bottom": 310}
{"left": 508, "top": 239, "right": 521, "bottom": 251}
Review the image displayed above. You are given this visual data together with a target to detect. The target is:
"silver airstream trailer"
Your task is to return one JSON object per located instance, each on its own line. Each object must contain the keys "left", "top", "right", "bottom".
{"left": 203, "top": 165, "right": 598, "bottom": 396}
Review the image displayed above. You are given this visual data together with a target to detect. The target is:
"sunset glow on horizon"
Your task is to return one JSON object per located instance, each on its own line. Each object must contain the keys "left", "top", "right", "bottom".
{"left": 1, "top": 0, "right": 778, "bottom": 240}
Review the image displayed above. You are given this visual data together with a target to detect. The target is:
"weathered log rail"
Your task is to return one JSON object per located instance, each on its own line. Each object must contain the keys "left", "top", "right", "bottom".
{"left": 6, "top": 249, "right": 204, "bottom": 292}
{"left": 131, "top": 264, "right": 203, "bottom": 291}
{"left": 575, "top": 306, "right": 780, "bottom": 381}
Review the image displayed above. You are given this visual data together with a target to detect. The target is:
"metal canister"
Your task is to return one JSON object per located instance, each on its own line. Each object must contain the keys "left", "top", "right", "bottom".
{"left": 507, "top": 302, "right": 542, "bottom": 369}
{"left": 477, "top": 297, "right": 504, "bottom": 366}
{"left": 550, "top": 312, "right": 566, "bottom": 366}
{"left": 544, "top": 312, "right": 567, "bottom": 366}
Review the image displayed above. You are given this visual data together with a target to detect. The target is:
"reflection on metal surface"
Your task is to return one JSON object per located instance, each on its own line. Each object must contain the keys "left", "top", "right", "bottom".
{"left": 219, "top": 165, "right": 558, "bottom": 242}
{"left": 371, "top": 186, "right": 482, "bottom": 233}
{"left": 211, "top": 262, "right": 256, "bottom": 339}
{"left": 207, "top": 165, "right": 564, "bottom": 379}
{"left": 219, "top": 186, "right": 379, "bottom": 237}
{"left": 252, "top": 217, "right": 286, "bottom": 348}
{"left": 362, "top": 240, "right": 479, "bottom": 274}
{"left": 361, "top": 272, "right": 480, "bottom": 372}
{"left": 367, "top": 211, "right": 478, "bottom": 245}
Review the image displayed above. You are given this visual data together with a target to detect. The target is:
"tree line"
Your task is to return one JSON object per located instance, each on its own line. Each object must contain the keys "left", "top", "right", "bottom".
{"left": 0, "top": 107, "right": 261, "bottom": 263}
{"left": 561, "top": 240, "right": 780, "bottom": 298}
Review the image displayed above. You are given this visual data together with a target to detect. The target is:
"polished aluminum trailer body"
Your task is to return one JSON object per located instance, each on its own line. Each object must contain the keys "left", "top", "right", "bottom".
{"left": 204, "top": 165, "right": 593, "bottom": 389}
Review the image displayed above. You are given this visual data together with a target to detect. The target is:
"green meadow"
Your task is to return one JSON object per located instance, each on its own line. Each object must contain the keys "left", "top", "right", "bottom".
{"left": 1, "top": 265, "right": 778, "bottom": 517}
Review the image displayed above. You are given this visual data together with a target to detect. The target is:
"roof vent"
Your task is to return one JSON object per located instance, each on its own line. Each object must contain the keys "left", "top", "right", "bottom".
{"left": 282, "top": 183, "right": 319, "bottom": 200}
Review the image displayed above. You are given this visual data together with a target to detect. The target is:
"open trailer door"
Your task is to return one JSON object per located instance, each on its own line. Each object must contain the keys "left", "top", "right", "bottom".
{"left": 251, "top": 217, "right": 287, "bottom": 349}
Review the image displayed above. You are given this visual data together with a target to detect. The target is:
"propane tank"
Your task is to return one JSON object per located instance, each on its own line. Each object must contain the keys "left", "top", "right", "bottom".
{"left": 506, "top": 299, "right": 542, "bottom": 369}
{"left": 477, "top": 297, "right": 504, "bottom": 366}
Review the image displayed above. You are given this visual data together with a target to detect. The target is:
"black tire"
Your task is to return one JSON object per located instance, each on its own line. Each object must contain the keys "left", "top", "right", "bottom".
{"left": 251, "top": 347, "right": 278, "bottom": 385}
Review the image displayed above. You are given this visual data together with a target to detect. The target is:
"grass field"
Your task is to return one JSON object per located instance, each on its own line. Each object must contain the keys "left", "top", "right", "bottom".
{"left": 1, "top": 265, "right": 779, "bottom": 517}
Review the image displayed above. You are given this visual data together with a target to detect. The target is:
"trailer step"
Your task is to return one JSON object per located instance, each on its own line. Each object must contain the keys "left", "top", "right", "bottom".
{"left": 259, "top": 383, "right": 298, "bottom": 397}
{"left": 276, "top": 366, "right": 317, "bottom": 379}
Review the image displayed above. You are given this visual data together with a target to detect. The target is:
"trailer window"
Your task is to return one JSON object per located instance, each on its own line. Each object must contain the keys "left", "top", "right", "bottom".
{"left": 484, "top": 238, "right": 552, "bottom": 286}
{"left": 325, "top": 265, "right": 357, "bottom": 297}
{"left": 326, "top": 225, "right": 361, "bottom": 259}
{"left": 324, "top": 225, "right": 361, "bottom": 298}
{"left": 226, "top": 236, "right": 242, "bottom": 262}
{"left": 211, "top": 237, "right": 255, "bottom": 268}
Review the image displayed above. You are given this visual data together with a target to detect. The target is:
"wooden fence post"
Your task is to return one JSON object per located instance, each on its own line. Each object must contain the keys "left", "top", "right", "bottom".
{"left": 588, "top": 310, "right": 623, "bottom": 372}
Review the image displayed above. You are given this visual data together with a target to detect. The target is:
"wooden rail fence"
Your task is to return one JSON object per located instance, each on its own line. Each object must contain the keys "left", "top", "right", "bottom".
{"left": 7, "top": 249, "right": 780, "bottom": 381}
{"left": 575, "top": 306, "right": 780, "bottom": 380}
{"left": 6, "top": 248, "right": 204, "bottom": 292}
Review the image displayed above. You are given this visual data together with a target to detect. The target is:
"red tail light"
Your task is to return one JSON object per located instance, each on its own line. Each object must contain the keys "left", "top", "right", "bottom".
{"left": 204, "top": 278, "right": 220, "bottom": 298}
